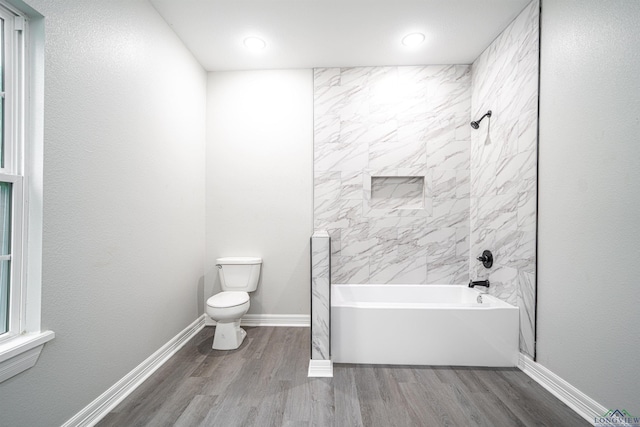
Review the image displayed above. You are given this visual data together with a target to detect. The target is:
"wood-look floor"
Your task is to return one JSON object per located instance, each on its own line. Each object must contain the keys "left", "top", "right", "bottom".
{"left": 97, "top": 326, "right": 589, "bottom": 427}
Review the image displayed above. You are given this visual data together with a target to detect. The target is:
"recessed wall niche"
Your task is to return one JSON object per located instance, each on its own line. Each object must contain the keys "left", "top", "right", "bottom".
{"left": 370, "top": 176, "right": 424, "bottom": 210}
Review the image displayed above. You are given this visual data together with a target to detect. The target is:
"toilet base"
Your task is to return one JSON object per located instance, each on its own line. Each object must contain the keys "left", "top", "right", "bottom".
{"left": 212, "top": 320, "right": 247, "bottom": 350}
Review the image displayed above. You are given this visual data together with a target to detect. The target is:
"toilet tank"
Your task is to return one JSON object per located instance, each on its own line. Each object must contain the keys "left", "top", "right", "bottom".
{"left": 216, "top": 257, "right": 262, "bottom": 292}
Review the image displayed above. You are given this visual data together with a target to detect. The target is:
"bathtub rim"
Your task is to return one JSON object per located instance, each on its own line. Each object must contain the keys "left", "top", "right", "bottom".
{"left": 331, "top": 283, "right": 516, "bottom": 309}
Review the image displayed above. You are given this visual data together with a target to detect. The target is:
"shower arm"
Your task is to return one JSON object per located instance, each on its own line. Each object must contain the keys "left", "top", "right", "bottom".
{"left": 477, "top": 110, "right": 492, "bottom": 121}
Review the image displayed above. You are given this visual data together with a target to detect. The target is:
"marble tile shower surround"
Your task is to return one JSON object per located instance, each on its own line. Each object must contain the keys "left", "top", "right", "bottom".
{"left": 311, "top": 1, "right": 538, "bottom": 358}
{"left": 470, "top": 0, "right": 539, "bottom": 356}
{"left": 314, "top": 65, "right": 472, "bottom": 285}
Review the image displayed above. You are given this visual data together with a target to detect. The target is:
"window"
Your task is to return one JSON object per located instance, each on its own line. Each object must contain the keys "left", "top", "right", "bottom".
{"left": 0, "top": 178, "right": 21, "bottom": 337}
{"left": 0, "top": 0, "right": 52, "bottom": 383}
{"left": 0, "top": 4, "right": 24, "bottom": 340}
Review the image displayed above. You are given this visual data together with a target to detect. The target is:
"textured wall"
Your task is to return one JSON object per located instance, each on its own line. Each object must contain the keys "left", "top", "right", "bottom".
{"left": 0, "top": 1, "right": 207, "bottom": 426}
{"left": 314, "top": 66, "right": 471, "bottom": 285}
{"left": 538, "top": 0, "right": 640, "bottom": 413}
{"left": 205, "top": 70, "right": 313, "bottom": 316}
{"left": 470, "top": 1, "right": 539, "bottom": 356}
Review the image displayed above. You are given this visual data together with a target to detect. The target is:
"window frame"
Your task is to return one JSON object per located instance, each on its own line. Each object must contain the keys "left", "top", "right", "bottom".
{"left": 0, "top": 0, "right": 53, "bottom": 383}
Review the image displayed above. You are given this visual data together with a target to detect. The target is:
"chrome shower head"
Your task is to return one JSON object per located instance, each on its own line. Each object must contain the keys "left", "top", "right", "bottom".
{"left": 470, "top": 110, "right": 492, "bottom": 129}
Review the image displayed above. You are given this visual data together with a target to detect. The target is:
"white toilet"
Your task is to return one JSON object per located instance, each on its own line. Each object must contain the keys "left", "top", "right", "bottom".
{"left": 206, "top": 257, "right": 262, "bottom": 350}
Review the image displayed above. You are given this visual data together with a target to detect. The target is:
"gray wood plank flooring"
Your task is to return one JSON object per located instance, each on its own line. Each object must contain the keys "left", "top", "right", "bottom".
{"left": 97, "top": 326, "right": 589, "bottom": 427}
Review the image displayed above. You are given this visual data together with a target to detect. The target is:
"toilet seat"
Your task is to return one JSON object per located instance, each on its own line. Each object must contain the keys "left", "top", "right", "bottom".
{"left": 207, "top": 291, "right": 249, "bottom": 308}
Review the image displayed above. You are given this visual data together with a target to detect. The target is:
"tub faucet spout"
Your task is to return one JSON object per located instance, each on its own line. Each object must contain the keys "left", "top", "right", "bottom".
{"left": 469, "top": 280, "right": 490, "bottom": 288}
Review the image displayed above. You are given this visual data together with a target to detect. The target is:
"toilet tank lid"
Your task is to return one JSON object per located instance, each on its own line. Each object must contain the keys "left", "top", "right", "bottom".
{"left": 216, "top": 256, "right": 262, "bottom": 265}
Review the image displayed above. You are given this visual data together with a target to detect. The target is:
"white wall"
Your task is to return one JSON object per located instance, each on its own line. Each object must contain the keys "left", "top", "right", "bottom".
{"left": 538, "top": 0, "right": 640, "bottom": 413}
{"left": 206, "top": 70, "right": 313, "bottom": 316}
{"left": 0, "top": 1, "right": 207, "bottom": 426}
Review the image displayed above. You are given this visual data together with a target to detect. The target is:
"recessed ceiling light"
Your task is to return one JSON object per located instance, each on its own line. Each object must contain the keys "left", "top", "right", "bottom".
{"left": 243, "top": 37, "right": 266, "bottom": 51}
{"left": 401, "top": 32, "right": 425, "bottom": 47}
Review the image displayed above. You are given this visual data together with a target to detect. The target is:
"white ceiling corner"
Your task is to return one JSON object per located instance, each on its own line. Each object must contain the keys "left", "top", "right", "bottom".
{"left": 149, "top": 0, "right": 532, "bottom": 71}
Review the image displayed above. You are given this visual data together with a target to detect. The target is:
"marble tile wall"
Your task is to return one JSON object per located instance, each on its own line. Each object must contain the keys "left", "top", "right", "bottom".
{"left": 470, "top": 0, "right": 539, "bottom": 356}
{"left": 311, "top": 231, "right": 331, "bottom": 360}
{"left": 314, "top": 66, "right": 471, "bottom": 285}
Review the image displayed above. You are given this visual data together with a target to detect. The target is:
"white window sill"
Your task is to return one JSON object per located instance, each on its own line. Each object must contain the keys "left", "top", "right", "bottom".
{"left": 0, "top": 330, "right": 55, "bottom": 383}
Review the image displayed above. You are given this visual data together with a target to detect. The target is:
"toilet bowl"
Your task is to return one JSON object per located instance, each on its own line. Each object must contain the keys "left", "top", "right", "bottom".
{"left": 206, "top": 291, "right": 250, "bottom": 350}
{"left": 206, "top": 257, "right": 261, "bottom": 350}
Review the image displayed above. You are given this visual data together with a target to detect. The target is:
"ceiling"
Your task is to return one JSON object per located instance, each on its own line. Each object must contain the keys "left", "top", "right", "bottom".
{"left": 149, "top": 0, "right": 532, "bottom": 71}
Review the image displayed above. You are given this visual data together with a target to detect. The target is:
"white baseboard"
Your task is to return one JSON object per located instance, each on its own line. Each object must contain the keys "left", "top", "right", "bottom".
{"left": 242, "top": 314, "right": 310, "bottom": 327}
{"left": 308, "top": 359, "right": 333, "bottom": 378}
{"left": 205, "top": 313, "right": 310, "bottom": 327}
{"left": 518, "top": 353, "right": 605, "bottom": 425}
{"left": 62, "top": 315, "right": 206, "bottom": 427}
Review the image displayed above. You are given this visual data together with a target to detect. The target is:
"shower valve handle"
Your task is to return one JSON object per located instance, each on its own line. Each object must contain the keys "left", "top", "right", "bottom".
{"left": 477, "top": 250, "right": 493, "bottom": 268}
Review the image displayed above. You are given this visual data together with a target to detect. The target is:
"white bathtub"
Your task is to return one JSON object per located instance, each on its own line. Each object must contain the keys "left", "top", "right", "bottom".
{"left": 331, "top": 284, "right": 519, "bottom": 367}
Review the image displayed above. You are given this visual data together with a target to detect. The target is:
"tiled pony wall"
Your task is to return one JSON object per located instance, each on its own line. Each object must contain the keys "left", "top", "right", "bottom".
{"left": 313, "top": 0, "right": 538, "bottom": 356}
{"left": 470, "top": 1, "right": 539, "bottom": 356}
